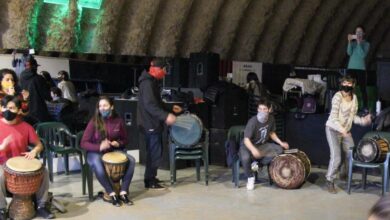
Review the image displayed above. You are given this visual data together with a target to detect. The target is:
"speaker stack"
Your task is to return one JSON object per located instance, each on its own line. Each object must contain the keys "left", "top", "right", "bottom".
{"left": 188, "top": 52, "right": 220, "bottom": 90}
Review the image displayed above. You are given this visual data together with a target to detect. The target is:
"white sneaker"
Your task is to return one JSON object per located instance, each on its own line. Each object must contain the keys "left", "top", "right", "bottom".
{"left": 246, "top": 177, "right": 255, "bottom": 190}
{"left": 251, "top": 161, "right": 259, "bottom": 172}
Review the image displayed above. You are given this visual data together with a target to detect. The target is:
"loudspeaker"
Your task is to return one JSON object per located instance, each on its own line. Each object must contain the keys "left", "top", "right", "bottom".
{"left": 189, "top": 52, "right": 220, "bottom": 89}
{"left": 377, "top": 61, "right": 390, "bottom": 101}
{"left": 209, "top": 82, "right": 248, "bottom": 129}
{"left": 165, "top": 57, "right": 189, "bottom": 88}
{"left": 209, "top": 128, "right": 228, "bottom": 166}
{"left": 113, "top": 99, "right": 139, "bottom": 150}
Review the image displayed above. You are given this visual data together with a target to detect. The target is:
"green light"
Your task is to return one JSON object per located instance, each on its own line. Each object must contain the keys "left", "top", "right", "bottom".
{"left": 43, "top": 0, "right": 102, "bottom": 9}
{"left": 79, "top": 0, "right": 103, "bottom": 9}
{"left": 43, "top": 0, "right": 69, "bottom": 6}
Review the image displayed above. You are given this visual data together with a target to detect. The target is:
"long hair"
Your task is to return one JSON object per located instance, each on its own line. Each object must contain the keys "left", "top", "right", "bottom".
{"left": 93, "top": 96, "right": 118, "bottom": 140}
{"left": 0, "top": 69, "right": 18, "bottom": 91}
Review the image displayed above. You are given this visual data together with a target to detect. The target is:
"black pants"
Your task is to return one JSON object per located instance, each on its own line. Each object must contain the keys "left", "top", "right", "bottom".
{"left": 143, "top": 130, "right": 163, "bottom": 184}
{"left": 347, "top": 69, "right": 368, "bottom": 108}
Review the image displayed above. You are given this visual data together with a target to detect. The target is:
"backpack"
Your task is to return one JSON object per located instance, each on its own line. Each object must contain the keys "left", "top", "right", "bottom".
{"left": 301, "top": 95, "right": 317, "bottom": 114}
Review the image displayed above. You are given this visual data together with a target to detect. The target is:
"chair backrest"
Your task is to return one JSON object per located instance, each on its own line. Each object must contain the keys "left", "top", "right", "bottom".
{"left": 363, "top": 131, "right": 390, "bottom": 141}
{"left": 227, "top": 125, "right": 246, "bottom": 144}
{"left": 35, "top": 122, "right": 74, "bottom": 149}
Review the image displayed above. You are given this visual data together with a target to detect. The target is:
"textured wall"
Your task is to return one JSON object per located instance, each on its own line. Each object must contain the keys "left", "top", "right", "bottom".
{"left": 1, "top": 0, "right": 390, "bottom": 69}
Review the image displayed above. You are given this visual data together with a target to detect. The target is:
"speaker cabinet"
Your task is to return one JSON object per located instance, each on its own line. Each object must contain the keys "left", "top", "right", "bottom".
{"left": 377, "top": 61, "right": 390, "bottom": 101}
{"left": 113, "top": 99, "right": 139, "bottom": 150}
{"left": 209, "top": 128, "right": 228, "bottom": 166}
{"left": 165, "top": 57, "right": 189, "bottom": 88}
{"left": 189, "top": 52, "right": 220, "bottom": 89}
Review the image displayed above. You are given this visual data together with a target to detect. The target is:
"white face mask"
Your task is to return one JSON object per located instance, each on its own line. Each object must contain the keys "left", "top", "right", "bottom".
{"left": 257, "top": 112, "right": 269, "bottom": 123}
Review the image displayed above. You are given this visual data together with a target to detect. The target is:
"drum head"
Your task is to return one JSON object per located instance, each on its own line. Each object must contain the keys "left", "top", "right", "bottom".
{"left": 6, "top": 156, "right": 42, "bottom": 172}
{"left": 269, "top": 153, "right": 308, "bottom": 189}
{"left": 102, "top": 152, "right": 128, "bottom": 164}
{"left": 357, "top": 139, "right": 378, "bottom": 162}
{"left": 170, "top": 113, "right": 203, "bottom": 147}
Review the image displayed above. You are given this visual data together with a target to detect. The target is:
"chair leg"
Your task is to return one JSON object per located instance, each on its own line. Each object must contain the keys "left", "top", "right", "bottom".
{"left": 381, "top": 166, "right": 386, "bottom": 196}
{"left": 87, "top": 166, "right": 94, "bottom": 201}
{"left": 267, "top": 165, "right": 273, "bottom": 185}
{"left": 64, "top": 154, "right": 70, "bottom": 175}
{"left": 47, "top": 151, "right": 54, "bottom": 183}
{"left": 82, "top": 165, "right": 86, "bottom": 195}
{"left": 196, "top": 159, "right": 201, "bottom": 181}
{"left": 362, "top": 168, "right": 367, "bottom": 190}
{"left": 384, "top": 164, "right": 389, "bottom": 193}
{"left": 204, "top": 148, "right": 209, "bottom": 186}
{"left": 233, "top": 159, "right": 240, "bottom": 188}
{"left": 169, "top": 144, "right": 176, "bottom": 185}
{"left": 347, "top": 161, "right": 354, "bottom": 194}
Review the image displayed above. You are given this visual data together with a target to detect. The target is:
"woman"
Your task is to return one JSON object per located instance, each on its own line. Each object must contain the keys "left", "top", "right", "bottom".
{"left": 0, "top": 69, "right": 29, "bottom": 115}
{"left": 81, "top": 96, "right": 135, "bottom": 207}
{"left": 325, "top": 75, "right": 371, "bottom": 194}
{"left": 347, "top": 25, "right": 370, "bottom": 111}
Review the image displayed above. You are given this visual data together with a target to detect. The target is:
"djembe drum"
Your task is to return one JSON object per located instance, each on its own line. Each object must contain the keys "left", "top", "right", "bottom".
{"left": 170, "top": 112, "right": 203, "bottom": 147}
{"left": 4, "top": 156, "right": 44, "bottom": 220}
{"left": 102, "top": 151, "right": 129, "bottom": 194}
{"left": 356, "top": 136, "right": 389, "bottom": 163}
{"left": 269, "top": 150, "right": 311, "bottom": 189}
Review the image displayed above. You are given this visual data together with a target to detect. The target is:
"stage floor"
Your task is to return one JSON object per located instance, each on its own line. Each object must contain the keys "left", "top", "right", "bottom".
{"left": 43, "top": 164, "right": 382, "bottom": 220}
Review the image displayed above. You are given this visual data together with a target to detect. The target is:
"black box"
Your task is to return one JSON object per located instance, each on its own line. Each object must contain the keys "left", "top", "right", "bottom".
{"left": 209, "top": 128, "right": 228, "bottom": 166}
{"left": 189, "top": 52, "right": 220, "bottom": 89}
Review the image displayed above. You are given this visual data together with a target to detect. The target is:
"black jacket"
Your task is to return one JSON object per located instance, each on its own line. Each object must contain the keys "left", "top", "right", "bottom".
{"left": 20, "top": 69, "right": 52, "bottom": 122}
{"left": 137, "top": 71, "right": 168, "bottom": 132}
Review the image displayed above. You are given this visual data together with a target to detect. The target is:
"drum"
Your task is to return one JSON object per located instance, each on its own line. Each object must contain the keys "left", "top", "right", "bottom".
{"left": 269, "top": 150, "right": 311, "bottom": 189}
{"left": 356, "top": 136, "right": 390, "bottom": 163}
{"left": 4, "top": 156, "right": 43, "bottom": 220}
{"left": 102, "top": 151, "right": 129, "bottom": 194}
{"left": 170, "top": 112, "right": 203, "bottom": 147}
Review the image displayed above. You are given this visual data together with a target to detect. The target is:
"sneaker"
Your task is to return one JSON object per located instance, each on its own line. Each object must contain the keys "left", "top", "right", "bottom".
{"left": 37, "top": 206, "right": 55, "bottom": 219}
{"left": 146, "top": 182, "right": 166, "bottom": 190}
{"left": 0, "top": 208, "right": 7, "bottom": 220}
{"left": 246, "top": 177, "right": 255, "bottom": 190}
{"left": 119, "top": 194, "right": 134, "bottom": 206}
{"left": 110, "top": 195, "right": 121, "bottom": 207}
{"left": 326, "top": 181, "right": 337, "bottom": 194}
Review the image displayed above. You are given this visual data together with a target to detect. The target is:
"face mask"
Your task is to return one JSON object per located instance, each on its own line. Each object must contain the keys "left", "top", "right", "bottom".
{"left": 2, "top": 110, "right": 18, "bottom": 121}
{"left": 257, "top": 111, "right": 269, "bottom": 123}
{"left": 149, "top": 67, "right": 166, "bottom": 80}
{"left": 340, "top": 85, "right": 353, "bottom": 93}
{"left": 100, "top": 110, "right": 111, "bottom": 119}
{"left": 1, "top": 81, "right": 14, "bottom": 90}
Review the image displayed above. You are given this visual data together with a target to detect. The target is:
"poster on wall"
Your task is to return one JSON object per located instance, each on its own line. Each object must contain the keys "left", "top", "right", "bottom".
{"left": 232, "top": 61, "right": 262, "bottom": 87}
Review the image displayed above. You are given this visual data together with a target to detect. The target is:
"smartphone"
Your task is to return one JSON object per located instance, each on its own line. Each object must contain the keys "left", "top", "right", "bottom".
{"left": 351, "top": 35, "right": 357, "bottom": 40}
{"left": 29, "top": 48, "right": 35, "bottom": 54}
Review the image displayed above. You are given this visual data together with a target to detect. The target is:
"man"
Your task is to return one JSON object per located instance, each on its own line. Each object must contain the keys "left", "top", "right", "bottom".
{"left": 239, "top": 98, "right": 289, "bottom": 190}
{"left": 137, "top": 58, "right": 180, "bottom": 190}
{"left": 0, "top": 95, "right": 54, "bottom": 219}
{"left": 19, "top": 57, "right": 51, "bottom": 124}
{"left": 57, "top": 71, "right": 77, "bottom": 103}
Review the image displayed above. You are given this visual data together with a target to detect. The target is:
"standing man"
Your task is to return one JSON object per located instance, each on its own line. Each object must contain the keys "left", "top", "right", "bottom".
{"left": 137, "top": 58, "right": 180, "bottom": 190}
{"left": 57, "top": 71, "right": 77, "bottom": 103}
{"left": 347, "top": 25, "right": 370, "bottom": 112}
{"left": 19, "top": 57, "right": 52, "bottom": 124}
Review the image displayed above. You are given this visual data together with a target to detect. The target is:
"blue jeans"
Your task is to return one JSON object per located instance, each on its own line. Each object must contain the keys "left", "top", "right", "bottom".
{"left": 143, "top": 131, "right": 163, "bottom": 183}
{"left": 87, "top": 151, "right": 135, "bottom": 194}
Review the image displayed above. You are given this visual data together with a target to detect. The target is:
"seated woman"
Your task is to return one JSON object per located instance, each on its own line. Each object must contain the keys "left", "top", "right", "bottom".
{"left": 81, "top": 96, "right": 135, "bottom": 207}
{"left": 0, "top": 69, "right": 29, "bottom": 115}
{"left": 0, "top": 95, "right": 54, "bottom": 219}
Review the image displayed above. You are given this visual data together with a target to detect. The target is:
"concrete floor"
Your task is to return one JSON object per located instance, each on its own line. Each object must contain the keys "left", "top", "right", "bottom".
{"left": 42, "top": 165, "right": 383, "bottom": 220}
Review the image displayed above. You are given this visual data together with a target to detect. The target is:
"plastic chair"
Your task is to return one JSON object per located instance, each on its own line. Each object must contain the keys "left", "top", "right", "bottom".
{"left": 74, "top": 131, "right": 94, "bottom": 201}
{"left": 228, "top": 125, "right": 273, "bottom": 188}
{"left": 169, "top": 129, "right": 209, "bottom": 185}
{"left": 35, "top": 122, "right": 83, "bottom": 183}
{"left": 347, "top": 131, "right": 390, "bottom": 195}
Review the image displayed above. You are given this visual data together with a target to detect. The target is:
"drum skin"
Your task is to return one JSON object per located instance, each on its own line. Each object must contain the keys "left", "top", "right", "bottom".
{"left": 356, "top": 137, "right": 390, "bottom": 163}
{"left": 269, "top": 151, "right": 311, "bottom": 189}
{"left": 170, "top": 113, "right": 203, "bottom": 147}
{"left": 4, "top": 156, "right": 43, "bottom": 195}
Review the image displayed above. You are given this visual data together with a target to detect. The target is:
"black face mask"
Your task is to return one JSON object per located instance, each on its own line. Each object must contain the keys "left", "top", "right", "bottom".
{"left": 340, "top": 85, "right": 353, "bottom": 93}
{"left": 2, "top": 110, "right": 17, "bottom": 121}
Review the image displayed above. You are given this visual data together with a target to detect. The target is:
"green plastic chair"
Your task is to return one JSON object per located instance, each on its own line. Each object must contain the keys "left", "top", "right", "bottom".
{"left": 347, "top": 131, "right": 390, "bottom": 195}
{"left": 35, "top": 122, "right": 84, "bottom": 183}
{"left": 169, "top": 129, "right": 209, "bottom": 185}
{"left": 75, "top": 131, "right": 94, "bottom": 201}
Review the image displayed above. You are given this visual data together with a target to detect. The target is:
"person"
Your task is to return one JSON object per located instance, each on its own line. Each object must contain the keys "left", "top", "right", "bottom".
{"left": 19, "top": 57, "right": 52, "bottom": 124}
{"left": 57, "top": 71, "right": 77, "bottom": 103}
{"left": 46, "top": 87, "right": 74, "bottom": 124}
{"left": 0, "top": 69, "right": 29, "bottom": 115}
{"left": 0, "top": 95, "right": 54, "bottom": 219}
{"left": 40, "top": 71, "right": 56, "bottom": 89}
{"left": 239, "top": 98, "right": 289, "bottom": 190}
{"left": 347, "top": 25, "right": 370, "bottom": 111}
{"left": 81, "top": 96, "right": 135, "bottom": 207}
{"left": 368, "top": 195, "right": 390, "bottom": 220}
{"left": 325, "top": 75, "right": 371, "bottom": 194}
{"left": 137, "top": 58, "right": 181, "bottom": 190}
{"left": 11, "top": 50, "right": 30, "bottom": 78}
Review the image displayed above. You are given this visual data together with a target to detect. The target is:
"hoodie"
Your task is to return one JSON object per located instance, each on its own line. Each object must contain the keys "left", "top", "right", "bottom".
{"left": 137, "top": 71, "right": 169, "bottom": 132}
